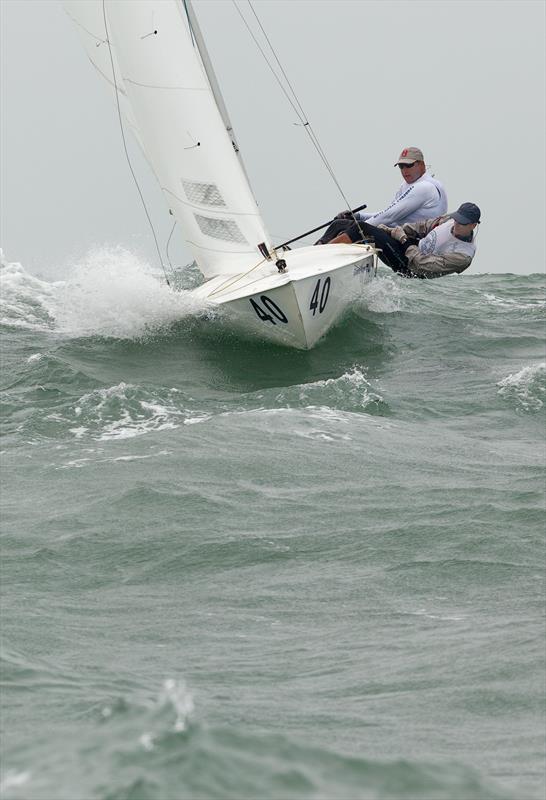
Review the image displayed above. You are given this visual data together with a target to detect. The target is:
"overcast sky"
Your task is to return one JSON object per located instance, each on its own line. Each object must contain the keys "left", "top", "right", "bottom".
{"left": 1, "top": 0, "right": 545, "bottom": 277}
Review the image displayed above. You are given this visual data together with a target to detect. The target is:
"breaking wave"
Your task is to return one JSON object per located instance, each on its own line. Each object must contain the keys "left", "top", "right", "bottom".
{"left": 0, "top": 248, "right": 211, "bottom": 340}
{"left": 497, "top": 363, "right": 546, "bottom": 411}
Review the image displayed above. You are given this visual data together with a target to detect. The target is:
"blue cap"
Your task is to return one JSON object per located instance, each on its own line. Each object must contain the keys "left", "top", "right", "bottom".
{"left": 451, "top": 203, "right": 481, "bottom": 224}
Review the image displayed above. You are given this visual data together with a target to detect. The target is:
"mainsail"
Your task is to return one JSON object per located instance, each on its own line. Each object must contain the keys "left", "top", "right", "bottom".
{"left": 63, "top": 0, "right": 272, "bottom": 278}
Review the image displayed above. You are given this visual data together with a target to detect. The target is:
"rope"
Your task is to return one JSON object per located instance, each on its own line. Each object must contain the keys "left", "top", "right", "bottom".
{"left": 101, "top": 1, "right": 172, "bottom": 287}
{"left": 207, "top": 256, "right": 269, "bottom": 297}
{"left": 165, "top": 217, "right": 177, "bottom": 272}
{"left": 234, "top": 0, "right": 365, "bottom": 239}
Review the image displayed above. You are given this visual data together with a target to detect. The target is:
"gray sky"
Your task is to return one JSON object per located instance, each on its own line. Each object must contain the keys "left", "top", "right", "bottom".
{"left": 1, "top": 0, "right": 545, "bottom": 276}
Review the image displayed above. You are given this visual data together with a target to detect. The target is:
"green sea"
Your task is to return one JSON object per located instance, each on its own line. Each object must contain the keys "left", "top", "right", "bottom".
{"left": 1, "top": 248, "right": 545, "bottom": 800}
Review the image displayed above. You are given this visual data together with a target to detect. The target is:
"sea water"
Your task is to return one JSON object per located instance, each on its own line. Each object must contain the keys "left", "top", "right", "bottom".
{"left": 1, "top": 248, "right": 544, "bottom": 800}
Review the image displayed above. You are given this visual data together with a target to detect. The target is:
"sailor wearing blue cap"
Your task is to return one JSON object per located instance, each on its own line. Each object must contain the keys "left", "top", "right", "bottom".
{"left": 324, "top": 203, "right": 481, "bottom": 279}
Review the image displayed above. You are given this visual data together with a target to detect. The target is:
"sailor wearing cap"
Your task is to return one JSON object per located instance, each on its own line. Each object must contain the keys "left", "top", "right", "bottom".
{"left": 364, "top": 146, "right": 448, "bottom": 226}
{"left": 377, "top": 202, "right": 481, "bottom": 278}
{"left": 316, "top": 146, "right": 447, "bottom": 244}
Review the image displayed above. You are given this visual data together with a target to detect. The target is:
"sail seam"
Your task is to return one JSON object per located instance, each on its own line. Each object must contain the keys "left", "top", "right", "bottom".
{"left": 184, "top": 239, "right": 258, "bottom": 255}
{"left": 87, "top": 60, "right": 128, "bottom": 95}
{"left": 123, "top": 78, "right": 208, "bottom": 91}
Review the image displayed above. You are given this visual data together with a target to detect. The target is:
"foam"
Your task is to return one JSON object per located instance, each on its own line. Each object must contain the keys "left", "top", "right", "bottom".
{"left": 0, "top": 247, "right": 211, "bottom": 339}
{"left": 0, "top": 251, "right": 59, "bottom": 331}
{"left": 497, "top": 363, "right": 546, "bottom": 411}
{"left": 484, "top": 292, "right": 546, "bottom": 311}
{"left": 158, "top": 678, "right": 194, "bottom": 732}
{"left": 359, "top": 273, "right": 403, "bottom": 313}
{"left": 53, "top": 246, "right": 211, "bottom": 339}
{"left": 274, "top": 366, "right": 384, "bottom": 412}
{"left": 0, "top": 770, "right": 31, "bottom": 791}
{"left": 71, "top": 382, "right": 187, "bottom": 441}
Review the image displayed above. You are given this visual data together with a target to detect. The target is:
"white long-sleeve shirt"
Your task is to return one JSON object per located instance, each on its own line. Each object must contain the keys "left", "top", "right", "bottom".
{"left": 357, "top": 174, "right": 447, "bottom": 227}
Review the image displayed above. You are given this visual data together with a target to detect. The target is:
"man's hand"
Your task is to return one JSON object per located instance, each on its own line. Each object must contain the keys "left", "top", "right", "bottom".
{"left": 390, "top": 227, "right": 408, "bottom": 244}
{"left": 334, "top": 210, "right": 353, "bottom": 220}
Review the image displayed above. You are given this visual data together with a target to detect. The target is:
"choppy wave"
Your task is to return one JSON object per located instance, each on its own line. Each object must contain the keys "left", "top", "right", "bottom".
{"left": 0, "top": 257, "right": 59, "bottom": 331}
{"left": 0, "top": 669, "right": 508, "bottom": 800}
{"left": 483, "top": 292, "right": 546, "bottom": 311}
{"left": 1, "top": 254, "right": 544, "bottom": 800}
{"left": 4, "top": 363, "right": 386, "bottom": 445}
{"left": 273, "top": 367, "right": 385, "bottom": 412}
{"left": 497, "top": 363, "right": 546, "bottom": 411}
{"left": 69, "top": 382, "right": 188, "bottom": 441}
{"left": 0, "top": 248, "right": 211, "bottom": 340}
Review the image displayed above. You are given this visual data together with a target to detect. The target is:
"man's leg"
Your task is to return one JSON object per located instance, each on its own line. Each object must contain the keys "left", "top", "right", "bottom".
{"left": 315, "top": 218, "right": 354, "bottom": 244}
{"left": 332, "top": 221, "right": 412, "bottom": 276}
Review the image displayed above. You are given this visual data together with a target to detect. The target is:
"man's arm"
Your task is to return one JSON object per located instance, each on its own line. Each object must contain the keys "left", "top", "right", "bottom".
{"left": 400, "top": 218, "right": 443, "bottom": 238}
{"left": 363, "top": 182, "right": 435, "bottom": 227}
{"left": 377, "top": 216, "right": 447, "bottom": 239}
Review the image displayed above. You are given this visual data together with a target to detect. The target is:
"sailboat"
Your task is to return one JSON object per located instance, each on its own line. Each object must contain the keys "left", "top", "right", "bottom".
{"left": 63, "top": 0, "right": 377, "bottom": 349}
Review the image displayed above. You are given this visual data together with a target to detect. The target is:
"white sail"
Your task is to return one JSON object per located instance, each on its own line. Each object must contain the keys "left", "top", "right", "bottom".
{"left": 63, "top": 0, "right": 272, "bottom": 279}
{"left": 63, "top": 1, "right": 146, "bottom": 156}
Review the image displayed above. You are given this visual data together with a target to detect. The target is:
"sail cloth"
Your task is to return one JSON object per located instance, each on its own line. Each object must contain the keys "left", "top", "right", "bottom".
{"left": 63, "top": 0, "right": 272, "bottom": 278}
{"left": 63, "top": 1, "right": 145, "bottom": 155}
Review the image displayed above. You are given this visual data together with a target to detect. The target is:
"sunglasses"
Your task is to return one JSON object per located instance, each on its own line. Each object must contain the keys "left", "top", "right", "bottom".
{"left": 398, "top": 162, "right": 416, "bottom": 169}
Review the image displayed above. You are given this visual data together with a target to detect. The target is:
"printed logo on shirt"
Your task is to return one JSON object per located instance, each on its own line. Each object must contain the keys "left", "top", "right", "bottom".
{"left": 419, "top": 230, "right": 437, "bottom": 256}
{"left": 395, "top": 186, "right": 414, "bottom": 203}
{"left": 369, "top": 185, "right": 414, "bottom": 218}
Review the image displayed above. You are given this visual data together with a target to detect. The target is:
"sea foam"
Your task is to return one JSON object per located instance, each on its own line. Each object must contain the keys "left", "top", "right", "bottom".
{"left": 0, "top": 247, "right": 210, "bottom": 339}
{"left": 497, "top": 363, "right": 546, "bottom": 411}
{"left": 0, "top": 252, "right": 59, "bottom": 331}
{"left": 53, "top": 246, "right": 210, "bottom": 339}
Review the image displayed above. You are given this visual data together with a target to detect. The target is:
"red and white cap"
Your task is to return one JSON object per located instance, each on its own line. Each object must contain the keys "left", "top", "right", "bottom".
{"left": 394, "top": 147, "right": 424, "bottom": 166}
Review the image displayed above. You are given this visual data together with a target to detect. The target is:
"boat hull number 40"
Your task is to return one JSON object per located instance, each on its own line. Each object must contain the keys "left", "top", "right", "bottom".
{"left": 309, "top": 277, "right": 331, "bottom": 316}
{"left": 250, "top": 296, "right": 288, "bottom": 325}
{"left": 249, "top": 278, "right": 332, "bottom": 325}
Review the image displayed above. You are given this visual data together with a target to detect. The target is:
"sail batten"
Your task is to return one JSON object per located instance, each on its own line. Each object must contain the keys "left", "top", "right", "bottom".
{"left": 63, "top": 0, "right": 271, "bottom": 278}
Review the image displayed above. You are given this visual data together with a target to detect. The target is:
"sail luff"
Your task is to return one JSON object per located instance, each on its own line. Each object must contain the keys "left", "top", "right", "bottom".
{"left": 183, "top": 2, "right": 246, "bottom": 168}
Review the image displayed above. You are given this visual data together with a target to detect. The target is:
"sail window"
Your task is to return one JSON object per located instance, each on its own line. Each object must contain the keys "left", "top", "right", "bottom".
{"left": 183, "top": 181, "right": 226, "bottom": 208}
{"left": 195, "top": 214, "right": 247, "bottom": 244}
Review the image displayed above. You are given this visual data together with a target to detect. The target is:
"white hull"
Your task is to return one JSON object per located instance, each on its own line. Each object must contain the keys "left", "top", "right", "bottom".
{"left": 191, "top": 243, "right": 377, "bottom": 349}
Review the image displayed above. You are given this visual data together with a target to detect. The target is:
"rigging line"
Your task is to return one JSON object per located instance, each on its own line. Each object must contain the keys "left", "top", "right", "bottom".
{"left": 245, "top": 1, "right": 306, "bottom": 121}
{"left": 165, "top": 217, "right": 177, "bottom": 272}
{"left": 101, "top": 0, "right": 171, "bottom": 287}
{"left": 232, "top": 2, "right": 306, "bottom": 125}
{"left": 206, "top": 256, "right": 269, "bottom": 297}
{"left": 243, "top": 3, "right": 347, "bottom": 188}
{"left": 238, "top": 1, "right": 364, "bottom": 236}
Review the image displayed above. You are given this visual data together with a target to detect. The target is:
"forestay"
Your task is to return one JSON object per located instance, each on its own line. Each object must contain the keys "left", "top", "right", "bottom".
{"left": 63, "top": 0, "right": 272, "bottom": 278}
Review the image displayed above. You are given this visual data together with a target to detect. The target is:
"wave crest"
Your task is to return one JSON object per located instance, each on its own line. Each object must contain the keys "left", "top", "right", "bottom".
{"left": 0, "top": 247, "right": 211, "bottom": 339}
{"left": 497, "top": 363, "right": 546, "bottom": 411}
